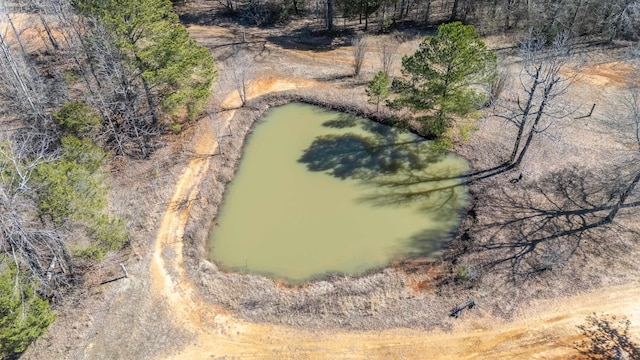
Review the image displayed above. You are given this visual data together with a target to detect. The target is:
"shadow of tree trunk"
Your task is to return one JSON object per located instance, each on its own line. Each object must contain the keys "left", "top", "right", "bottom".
{"left": 476, "top": 166, "right": 640, "bottom": 280}
{"left": 575, "top": 314, "right": 640, "bottom": 359}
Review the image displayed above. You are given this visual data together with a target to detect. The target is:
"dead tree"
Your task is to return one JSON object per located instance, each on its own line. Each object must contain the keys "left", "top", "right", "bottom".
{"left": 380, "top": 40, "right": 397, "bottom": 77}
{"left": 352, "top": 36, "right": 367, "bottom": 77}
{"left": 0, "top": 139, "right": 74, "bottom": 296}
{"left": 229, "top": 48, "right": 254, "bottom": 107}
{"left": 209, "top": 108, "right": 232, "bottom": 156}
{"left": 483, "top": 84, "right": 640, "bottom": 278}
{"left": 78, "top": 19, "right": 162, "bottom": 158}
{"left": 494, "top": 31, "right": 573, "bottom": 168}
{"left": 20, "top": 0, "right": 60, "bottom": 51}
{"left": 0, "top": 11, "right": 56, "bottom": 157}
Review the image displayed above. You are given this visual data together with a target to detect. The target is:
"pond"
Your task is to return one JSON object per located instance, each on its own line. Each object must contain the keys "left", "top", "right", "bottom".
{"left": 208, "top": 103, "right": 469, "bottom": 283}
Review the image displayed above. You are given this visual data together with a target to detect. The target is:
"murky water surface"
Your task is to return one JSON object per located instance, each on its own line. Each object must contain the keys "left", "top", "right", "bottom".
{"left": 209, "top": 103, "right": 469, "bottom": 283}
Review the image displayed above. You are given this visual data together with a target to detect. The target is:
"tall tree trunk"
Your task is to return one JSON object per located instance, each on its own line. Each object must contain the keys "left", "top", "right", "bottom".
{"left": 364, "top": 1, "right": 369, "bottom": 30}
{"left": 450, "top": 0, "right": 460, "bottom": 21}
{"left": 37, "top": 12, "right": 59, "bottom": 50}
{"left": 509, "top": 65, "right": 542, "bottom": 163}
{"left": 140, "top": 75, "right": 159, "bottom": 126}
{"left": 512, "top": 79, "right": 556, "bottom": 168}
{"left": 327, "top": 0, "right": 334, "bottom": 31}
{"left": 5, "top": 13, "right": 30, "bottom": 61}
{"left": 0, "top": 34, "right": 38, "bottom": 115}
{"left": 423, "top": 0, "right": 431, "bottom": 24}
{"left": 568, "top": 0, "right": 584, "bottom": 35}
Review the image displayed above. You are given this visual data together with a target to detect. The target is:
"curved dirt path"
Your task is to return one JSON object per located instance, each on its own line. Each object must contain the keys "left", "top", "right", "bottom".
{"left": 149, "top": 75, "right": 640, "bottom": 359}
{"left": 150, "top": 76, "right": 318, "bottom": 332}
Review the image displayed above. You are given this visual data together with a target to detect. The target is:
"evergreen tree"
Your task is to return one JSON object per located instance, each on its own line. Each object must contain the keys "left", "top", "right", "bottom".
{"left": 32, "top": 136, "right": 128, "bottom": 258}
{"left": 34, "top": 136, "right": 107, "bottom": 224}
{"left": 390, "top": 22, "right": 496, "bottom": 139}
{"left": 53, "top": 101, "right": 101, "bottom": 137}
{"left": 73, "top": 0, "right": 216, "bottom": 122}
{"left": 0, "top": 260, "right": 55, "bottom": 358}
{"left": 366, "top": 70, "right": 390, "bottom": 113}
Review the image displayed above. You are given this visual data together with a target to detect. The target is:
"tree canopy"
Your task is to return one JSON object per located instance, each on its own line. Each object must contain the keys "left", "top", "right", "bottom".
{"left": 390, "top": 22, "right": 496, "bottom": 140}
{"left": 0, "top": 260, "right": 55, "bottom": 358}
{"left": 73, "top": 0, "right": 216, "bottom": 122}
{"left": 366, "top": 70, "right": 390, "bottom": 113}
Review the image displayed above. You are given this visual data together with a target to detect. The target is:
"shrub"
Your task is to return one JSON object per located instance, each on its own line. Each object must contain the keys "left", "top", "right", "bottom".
{"left": 0, "top": 260, "right": 55, "bottom": 358}
{"left": 53, "top": 101, "right": 100, "bottom": 136}
{"left": 89, "top": 215, "right": 129, "bottom": 251}
{"left": 72, "top": 245, "right": 106, "bottom": 261}
{"left": 34, "top": 136, "right": 106, "bottom": 224}
{"left": 456, "top": 266, "right": 470, "bottom": 281}
{"left": 34, "top": 159, "right": 105, "bottom": 224}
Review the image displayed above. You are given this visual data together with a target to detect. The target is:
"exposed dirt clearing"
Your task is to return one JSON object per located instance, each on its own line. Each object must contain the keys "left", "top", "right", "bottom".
{"left": 168, "top": 279, "right": 640, "bottom": 359}
{"left": 150, "top": 77, "right": 319, "bottom": 333}
{"left": 570, "top": 61, "right": 635, "bottom": 87}
{"left": 18, "top": 11, "right": 640, "bottom": 358}
{"left": 2, "top": 13, "right": 66, "bottom": 52}
{"left": 220, "top": 77, "right": 321, "bottom": 109}
{"left": 150, "top": 76, "right": 640, "bottom": 359}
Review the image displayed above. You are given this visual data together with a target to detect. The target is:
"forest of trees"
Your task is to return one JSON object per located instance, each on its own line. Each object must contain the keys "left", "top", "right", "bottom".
{"left": 0, "top": 0, "right": 215, "bottom": 357}
{"left": 214, "top": 0, "right": 640, "bottom": 42}
{"left": 1, "top": 0, "right": 639, "bottom": 357}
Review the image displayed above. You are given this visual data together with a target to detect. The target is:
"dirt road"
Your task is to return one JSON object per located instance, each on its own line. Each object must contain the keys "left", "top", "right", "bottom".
{"left": 149, "top": 75, "right": 640, "bottom": 359}
{"left": 8, "top": 8, "right": 638, "bottom": 359}
{"left": 174, "top": 283, "right": 640, "bottom": 359}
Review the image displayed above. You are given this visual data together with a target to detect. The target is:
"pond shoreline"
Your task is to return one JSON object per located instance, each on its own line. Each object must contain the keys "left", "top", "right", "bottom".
{"left": 181, "top": 89, "right": 478, "bottom": 330}
{"left": 207, "top": 102, "right": 469, "bottom": 283}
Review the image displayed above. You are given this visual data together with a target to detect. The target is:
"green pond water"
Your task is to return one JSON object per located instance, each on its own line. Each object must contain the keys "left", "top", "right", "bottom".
{"left": 208, "top": 103, "right": 469, "bottom": 283}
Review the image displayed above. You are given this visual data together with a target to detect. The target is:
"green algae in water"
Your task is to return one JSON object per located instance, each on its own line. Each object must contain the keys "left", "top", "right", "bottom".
{"left": 209, "top": 103, "right": 469, "bottom": 283}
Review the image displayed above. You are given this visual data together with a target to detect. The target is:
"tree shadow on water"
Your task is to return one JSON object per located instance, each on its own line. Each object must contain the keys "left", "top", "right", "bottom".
{"left": 321, "top": 114, "right": 359, "bottom": 129}
{"left": 298, "top": 116, "right": 473, "bottom": 257}
{"left": 298, "top": 132, "right": 430, "bottom": 180}
{"left": 299, "top": 117, "right": 469, "bottom": 218}
{"left": 404, "top": 227, "right": 460, "bottom": 259}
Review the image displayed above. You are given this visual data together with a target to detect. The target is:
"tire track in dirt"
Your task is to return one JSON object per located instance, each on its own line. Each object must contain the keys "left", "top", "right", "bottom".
{"left": 149, "top": 76, "right": 640, "bottom": 359}
{"left": 149, "top": 76, "right": 318, "bottom": 332}
{"left": 156, "top": 23, "right": 640, "bottom": 357}
{"left": 169, "top": 282, "right": 640, "bottom": 359}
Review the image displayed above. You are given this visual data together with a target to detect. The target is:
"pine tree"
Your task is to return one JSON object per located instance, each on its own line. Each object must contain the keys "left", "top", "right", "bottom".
{"left": 390, "top": 22, "right": 496, "bottom": 139}
{"left": 0, "top": 260, "right": 55, "bottom": 358}
{"left": 366, "top": 71, "right": 390, "bottom": 113}
{"left": 73, "top": 0, "right": 216, "bottom": 122}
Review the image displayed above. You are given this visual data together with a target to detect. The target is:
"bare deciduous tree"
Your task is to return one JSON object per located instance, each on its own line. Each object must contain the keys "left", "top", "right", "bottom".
{"left": 0, "top": 138, "right": 73, "bottom": 297}
{"left": 229, "top": 48, "right": 254, "bottom": 107}
{"left": 494, "top": 31, "right": 574, "bottom": 168}
{"left": 0, "top": 9, "right": 58, "bottom": 159}
{"left": 380, "top": 40, "right": 397, "bottom": 77}
{"left": 81, "top": 21, "right": 161, "bottom": 158}
{"left": 482, "top": 83, "right": 640, "bottom": 279}
{"left": 352, "top": 35, "right": 367, "bottom": 77}
{"left": 209, "top": 108, "right": 232, "bottom": 156}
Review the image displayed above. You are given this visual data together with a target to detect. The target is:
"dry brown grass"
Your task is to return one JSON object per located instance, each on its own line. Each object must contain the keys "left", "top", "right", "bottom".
{"left": 23, "top": 1, "right": 640, "bottom": 358}
{"left": 174, "top": 29, "right": 640, "bottom": 331}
